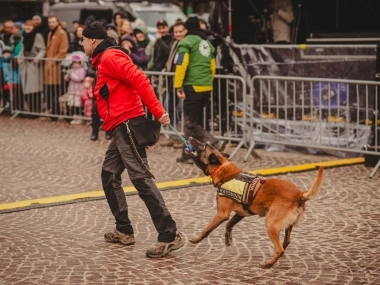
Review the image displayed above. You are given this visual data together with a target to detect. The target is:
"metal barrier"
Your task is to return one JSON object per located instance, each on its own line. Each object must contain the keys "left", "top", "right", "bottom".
{"left": 1, "top": 56, "right": 247, "bottom": 159}
{"left": 144, "top": 71, "right": 247, "bottom": 160}
{"left": 3, "top": 55, "right": 91, "bottom": 122}
{"left": 241, "top": 75, "right": 380, "bottom": 177}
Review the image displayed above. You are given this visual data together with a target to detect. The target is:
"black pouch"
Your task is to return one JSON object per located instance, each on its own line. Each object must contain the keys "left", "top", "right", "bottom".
{"left": 125, "top": 117, "right": 161, "bottom": 148}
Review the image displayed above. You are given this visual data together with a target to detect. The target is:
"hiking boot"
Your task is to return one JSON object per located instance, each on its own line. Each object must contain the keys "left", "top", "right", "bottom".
{"left": 90, "top": 130, "right": 98, "bottom": 141}
{"left": 176, "top": 157, "right": 194, "bottom": 164}
{"left": 212, "top": 140, "right": 227, "bottom": 152}
{"left": 146, "top": 233, "right": 185, "bottom": 258}
{"left": 173, "top": 142, "right": 185, "bottom": 149}
{"left": 104, "top": 229, "right": 135, "bottom": 245}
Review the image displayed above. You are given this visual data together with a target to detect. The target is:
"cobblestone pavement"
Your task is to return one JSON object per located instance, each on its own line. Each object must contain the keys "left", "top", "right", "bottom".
{"left": 0, "top": 115, "right": 379, "bottom": 284}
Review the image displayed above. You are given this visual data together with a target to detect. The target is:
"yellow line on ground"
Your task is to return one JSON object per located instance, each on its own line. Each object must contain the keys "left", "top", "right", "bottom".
{"left": 0, "top": 157, "right": 364, "bottom": 211}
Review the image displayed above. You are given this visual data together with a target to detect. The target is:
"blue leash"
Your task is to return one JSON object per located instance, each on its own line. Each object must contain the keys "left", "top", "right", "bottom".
{"left": 168, "top": 124, "right": 195, "bottom": 152}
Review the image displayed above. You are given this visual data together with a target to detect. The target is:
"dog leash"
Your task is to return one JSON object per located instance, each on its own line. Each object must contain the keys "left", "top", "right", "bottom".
{"left": 168, "top": 124, "right": 195, "bottom": 152}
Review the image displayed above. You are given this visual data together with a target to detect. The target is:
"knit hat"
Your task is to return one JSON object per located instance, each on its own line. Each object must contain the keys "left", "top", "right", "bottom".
{"left": 82, "top": 21, "right": 108, "bottom": 39}
{"left": 32, "top": 13, "right": 42, "bottom": 20}
{"left": 105, "top": 23, "right": 117, "bottom": 33}
{"left": 72, "top": 55, "right": 81, "bottom": 61}
{"left": 120, "top": 34, "right": 136, "bottom": 46}
{"left": 14, "top": 22, "right": 23, "bottom": 30}
{"left": 2, "top": 46, "right": 12, "bottom": 54}
{"left": 185, "top": 16, "right": 200, "bottom": 31}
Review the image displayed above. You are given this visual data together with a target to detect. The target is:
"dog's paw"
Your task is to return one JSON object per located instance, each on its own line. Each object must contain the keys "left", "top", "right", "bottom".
{"left": 190, "top": 237, "right": 200, "bottom": 244}
{"left": 259, "top": 261, "right": 273, "bottom": 269}
{"left": 225, "top": 238, "right": 233, "bottom": 247}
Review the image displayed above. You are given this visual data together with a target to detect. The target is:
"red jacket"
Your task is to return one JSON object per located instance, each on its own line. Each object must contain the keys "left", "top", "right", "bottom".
{"left": 92, "top": 47, "right": 165, "bottom": 131}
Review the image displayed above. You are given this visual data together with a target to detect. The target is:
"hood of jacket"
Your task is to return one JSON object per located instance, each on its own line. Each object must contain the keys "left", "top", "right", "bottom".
{"left": 91, "top": 37, "right": 118, "bottom": 66}
{"left": 133, "top": 24, "right": 149, "bottom": 38}
{"left": 120, "top": 34, "right": 137, "bottom": 48}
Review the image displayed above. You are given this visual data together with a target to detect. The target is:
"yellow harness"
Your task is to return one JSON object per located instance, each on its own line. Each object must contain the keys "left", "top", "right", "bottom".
{"left": 218, "top": 172, "right": 266, "bottom": 214}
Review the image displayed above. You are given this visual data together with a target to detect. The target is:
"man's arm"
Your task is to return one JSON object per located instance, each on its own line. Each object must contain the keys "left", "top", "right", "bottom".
{"left": 105, "top": 51, "right": 166, "bottom": 119}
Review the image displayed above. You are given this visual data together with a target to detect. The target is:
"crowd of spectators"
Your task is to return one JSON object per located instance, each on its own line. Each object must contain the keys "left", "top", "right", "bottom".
{"left": 0, "top": 12, "right": 219, "bottom": 142}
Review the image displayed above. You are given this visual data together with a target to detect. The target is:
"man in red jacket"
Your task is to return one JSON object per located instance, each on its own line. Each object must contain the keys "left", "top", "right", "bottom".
{"left": 81, "top": 21, "right": 184, "bottom": 258}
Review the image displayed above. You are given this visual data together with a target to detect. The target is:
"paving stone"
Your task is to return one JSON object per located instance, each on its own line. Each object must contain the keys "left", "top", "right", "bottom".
{"left": 0, "top": 115, "right": 379, "bottom": 284}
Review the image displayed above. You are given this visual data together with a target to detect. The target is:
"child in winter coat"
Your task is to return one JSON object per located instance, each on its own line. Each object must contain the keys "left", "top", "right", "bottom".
{"left": 80, "top": 76, "right": 94, "bottom": 118}
{"left": 64, "top": 54, "right": 86, "bottom": 124}
{"left": 1, "top": 46, "right": 20, "bottom": 111}
{"left": 120, "top": 34, "right": 148, "bottom": 70}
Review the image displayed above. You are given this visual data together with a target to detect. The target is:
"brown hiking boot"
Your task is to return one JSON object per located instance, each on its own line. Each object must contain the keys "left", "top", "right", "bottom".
{"left": 145, "top": 233, "right": 185, "bottom": 258}
{"left": 104, "top": 229, "right": 135, "bottom": 245}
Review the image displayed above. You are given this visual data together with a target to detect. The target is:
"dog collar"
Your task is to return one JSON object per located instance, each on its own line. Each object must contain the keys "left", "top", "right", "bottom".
{"left": 210, "top": 161, "right": 229, "bottom": 179}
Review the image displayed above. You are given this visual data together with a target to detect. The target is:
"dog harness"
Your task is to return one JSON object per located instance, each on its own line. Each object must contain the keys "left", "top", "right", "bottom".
{"left": 217, "top": 172, "right": 266, "bottom": 215}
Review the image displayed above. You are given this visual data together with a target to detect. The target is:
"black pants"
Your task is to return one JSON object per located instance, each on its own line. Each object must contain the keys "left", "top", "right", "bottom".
{"left": 102, "top": 121, "right": 177, "bottom": 242}
{"left": 45, "top": 84, "right": 62, "bottom": 115}
{"left": 181, "top": 91, "right": 218, "bottom": 158}
{"left": 26, "top": 92, "right": 42, "bottom": 114}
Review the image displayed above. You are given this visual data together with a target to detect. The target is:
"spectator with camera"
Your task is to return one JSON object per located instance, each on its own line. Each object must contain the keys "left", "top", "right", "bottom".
{"left": 270, "top": 0, "right": 294, "bottom": 43}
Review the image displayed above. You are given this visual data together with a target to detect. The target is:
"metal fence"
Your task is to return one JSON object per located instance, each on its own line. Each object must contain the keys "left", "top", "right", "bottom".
{"left": 2, "top": 56, "right": 380, "bottom": 176}
{"left": 0, "top": 56, "right": 247, "bottom": 159}
{"left": 238, "top": 75, "right": 380, "bottom": 177}
{"left": 146, "top": 70, "right": 247, "bottom": 160}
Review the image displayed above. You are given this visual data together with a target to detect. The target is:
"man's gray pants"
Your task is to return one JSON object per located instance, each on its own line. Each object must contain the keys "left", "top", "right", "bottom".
{"left": 102, "top": 122, "right": 177, "bottom": 242}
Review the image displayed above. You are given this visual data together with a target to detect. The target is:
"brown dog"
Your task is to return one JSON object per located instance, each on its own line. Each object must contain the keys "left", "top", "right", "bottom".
{"left": 185, "top": 137, "right": 324, "bottom": 268}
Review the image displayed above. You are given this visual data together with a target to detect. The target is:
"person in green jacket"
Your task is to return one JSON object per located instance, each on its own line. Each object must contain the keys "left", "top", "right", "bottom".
{"left": 174, "top": 16, "right": 226, "bottom": 164}
{"left": 133, "top": 24, "right": 154, "bottom": 70}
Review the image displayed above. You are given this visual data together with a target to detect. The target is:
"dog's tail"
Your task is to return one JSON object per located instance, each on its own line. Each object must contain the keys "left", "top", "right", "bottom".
{"left": 302, "top": 166, "right": 324, "bottom": 201}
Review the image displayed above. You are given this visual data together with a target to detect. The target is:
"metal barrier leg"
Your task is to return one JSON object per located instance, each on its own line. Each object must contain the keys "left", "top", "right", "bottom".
{"left": 228, "top": 140, "right": 244, "bottom": 160}
{"left": 369, "top": 159, "right": 380, "bottom": 178}
{"left": 244, "top": 143, "right": 261, "bottom": 162}
{"left": 10, "top": 111, "right": 20, "bottom": 120}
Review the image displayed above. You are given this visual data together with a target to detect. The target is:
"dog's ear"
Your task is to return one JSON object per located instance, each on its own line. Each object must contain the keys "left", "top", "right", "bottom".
{"left": 209, "top": 153, "right": 223, "bottom": 165}
{"left": 220, "top": 152, "right": 230, "bottom": 159}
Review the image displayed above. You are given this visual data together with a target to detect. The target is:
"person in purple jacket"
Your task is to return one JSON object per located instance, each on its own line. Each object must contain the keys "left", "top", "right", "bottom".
{"left": 120, "top": 34, "right": 148, "bottom": 70}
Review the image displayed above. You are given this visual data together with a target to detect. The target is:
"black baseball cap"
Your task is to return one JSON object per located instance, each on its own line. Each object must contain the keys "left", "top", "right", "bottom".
{"left": 156, "top": 19, "right": 168, "bottom": 27}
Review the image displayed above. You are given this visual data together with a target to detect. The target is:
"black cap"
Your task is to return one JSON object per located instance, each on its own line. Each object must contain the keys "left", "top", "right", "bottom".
{"left": 82, "top": 21, "right": 108, "bottom": 39}
{"left": 156, "top": 19, "right": 168, "bottom": 27}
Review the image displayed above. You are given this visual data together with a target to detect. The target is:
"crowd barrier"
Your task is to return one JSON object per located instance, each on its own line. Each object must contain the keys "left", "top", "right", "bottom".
{"left": 0, "top": 56, "right": 246, "bottom": 159}
{"left": 2, "top": 56, "right": 380, "bottom": 176}
{"left": 240, "top": 75, "right": 380, "bottom": 177}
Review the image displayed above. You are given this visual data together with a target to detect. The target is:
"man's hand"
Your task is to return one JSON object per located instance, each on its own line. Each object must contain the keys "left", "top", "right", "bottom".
{"left": 177, "top": 88, "right": 186, "bottom": 100}
{"left": 158, "top": 112, "right": 170, "bottom": 125}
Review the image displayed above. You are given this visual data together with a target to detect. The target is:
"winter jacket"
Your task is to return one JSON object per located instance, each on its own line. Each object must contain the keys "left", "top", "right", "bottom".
{"left": 271, "top": 0, "right": 294, "bottom": 43}
{"left": 44, "top": 26, "right": 68, "bottom": 85}
{"left": 174, "top": 30, "right": 216, "bottom": 92}
{"left": 134, "top": 24, "right": 154, "bottom": 70}
{"left": 65, "top": 65, "right": 86, "bottom": 107}
{"left": 120, "top": 34, "right": 148, "bottom": 70}
{"left": 153, "top": 34, "right": 173, "bottom": 71}
{"left": 19, "top": 32, "right": 46, "bottom": 95}
{"left": 91, "top": 38, "right": 166, "bottom": 131}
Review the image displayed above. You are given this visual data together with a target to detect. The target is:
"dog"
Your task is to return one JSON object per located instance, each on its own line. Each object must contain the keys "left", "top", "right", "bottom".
{"left": 184, "top": 137, "right": 324, "bottom": 268}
